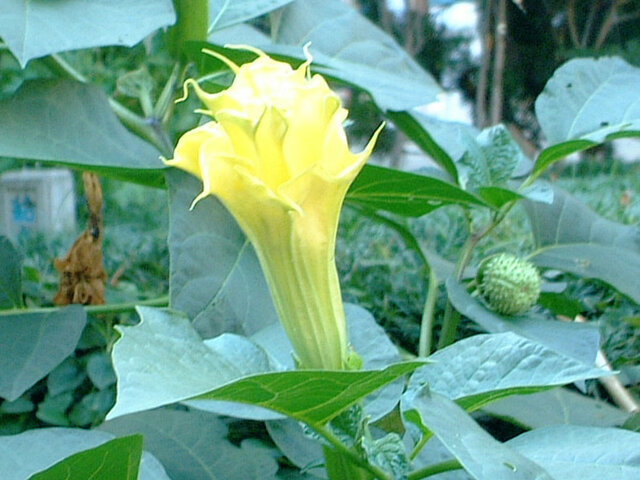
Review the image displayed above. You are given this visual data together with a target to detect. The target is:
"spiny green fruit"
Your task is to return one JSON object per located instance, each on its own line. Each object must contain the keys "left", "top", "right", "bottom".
{"left": 477, "top": 253, "right": 541, "bottom": 316}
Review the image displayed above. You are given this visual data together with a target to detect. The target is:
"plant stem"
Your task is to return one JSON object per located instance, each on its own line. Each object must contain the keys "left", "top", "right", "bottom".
{"left": 350, "top": 206, "right": 440, "bottom": 357}
{"left": 0, "top": 296, "right": 169, "bottom": 317}
{"left": 316, "top": 425, "right": 392, "bottom": 480}
{"left": 409, "top": 431, "right": 432, "bottom": 461}
{"left": 169, "top": 0, "right": 209, "bottom": 57}
{"left": 408, "top": 459, "right": 463, "bottom": 479}
{"left": 418, "top": 268, "right": 438, "bottom": 357}
{"left": 437, "top": 203, "right": 515, "bottom": 349}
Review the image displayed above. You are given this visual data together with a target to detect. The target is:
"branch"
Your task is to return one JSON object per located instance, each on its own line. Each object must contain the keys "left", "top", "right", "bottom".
{"left": 574, "top": 315, "right": 640, "bottom": 414}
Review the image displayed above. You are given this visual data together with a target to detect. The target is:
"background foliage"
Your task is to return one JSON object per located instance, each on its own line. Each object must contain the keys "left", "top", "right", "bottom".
{"left": 1, "top": 0, "right": 639, "bottom": 479}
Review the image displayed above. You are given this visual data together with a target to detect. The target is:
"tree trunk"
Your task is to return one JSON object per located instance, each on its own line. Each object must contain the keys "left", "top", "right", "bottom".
{"left": 489, "top": 0, "right": 507, "bottom": 125}
{"left": 475, "top": 0, "right": 492, "bottom": 128}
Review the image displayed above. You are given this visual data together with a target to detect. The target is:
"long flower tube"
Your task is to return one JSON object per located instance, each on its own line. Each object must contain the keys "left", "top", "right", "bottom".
{"left": 166, "top": 46, "right": 382, "bottom": 370}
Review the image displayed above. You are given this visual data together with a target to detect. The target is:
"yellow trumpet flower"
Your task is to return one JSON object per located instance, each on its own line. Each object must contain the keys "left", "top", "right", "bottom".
{"left": 166, "top": 46, "right": 382, "bottom": 370}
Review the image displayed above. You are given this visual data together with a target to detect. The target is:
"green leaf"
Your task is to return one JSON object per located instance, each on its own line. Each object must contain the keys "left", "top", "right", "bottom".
{"left": 194, "top": 362, "right": 422, "bottom": 427}
{"left": 507, "top": 426, "right": 640, "bottom": 480}
{"left": 0, "top": 80, "right": 165, "bottom": 187}
{"left": 36, "top": 392, "right": 74, "bottom": 426}
{"left": 0, "top": 305, "right": 86, "bottom": 401}
{"left": 167, "top": 169, "right": 278, "bottom": 338}
{"left": 273, "top": 0, "right": 440, "bottom": 111}
{"left": 533, "top": 57, "right": 640, "bottom": 177}
{"left": 68, "top": 389, "right": 115, "bottom": 427}
{"left": 525, "top": 185, "right": 640, "bottom": 251}
{"left": 477, "top": 186, "right": 522, "bottom": 209}
{"left": 209, "top": 0, "right": 295, "bottom": 31}
{"left": 108, "top": 306, "right": 275, "bottom": 420}
{"left": 531, "top": 243, "right": 640, "bottom": 304}
{"left": 536, "top": 57, "right": 640, "bottom": 145}
{"left": 28, "top": 435, "right": 142, "bottom": 480}
{"left": 102, "top": 409, "right": 280, "bottom": 480}
{"left": 265, "top": 419, "right": 325, "bottom": 476}
{"left": 249, "top": 303, "right": 405, "bottom": 421}
{"left": 362, "top": 433, "right": 409, "bottom": 480}
{"left": 403, "top": 389, "right": 553, "bottom": 480}
{"left": 205, "top": 0, "right": 440, "bottom": 112}
{"left": 86, "top": 352, "right": 117, "bottom": 390}
{"left": 0, "top": 0, "right": 175, "bottom": 66}
{"left": 385, "top": 111, "right": 465, "bottom": 181}
{"left": 458, "top": 124, "right": 524, "bottom": 191}
{"left": 107, "top": 306, "right": 422, "bottom": 425}
{"left": 0, "top": 428, "right": 169, "bottom": 480}
{"left": 408, "top": 332, "right": 608, "bottom": 412}
{"left": 446, "top": 277, "right": 600, "bottom": 364}
{"left": 0, "top": 236, "right": 23, "bottom": 309}
{"left": 346, "top": 165, "right": 488, "bottom": 217}
{"left": 47, "top": 357, "right": 86, "bottom": 396}
{"left": 483, "top": 388, "right": 630, "bottom": 430}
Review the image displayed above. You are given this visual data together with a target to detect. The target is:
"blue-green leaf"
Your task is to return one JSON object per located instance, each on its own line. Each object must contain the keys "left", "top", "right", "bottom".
{"left": 408, "top": 332, "right": 608, "bottom": 412}
{"left": 403, "top": 389, "right": 553, "bottom": 480}
{"left": 508, "top": 426, "right": 640, "bottom": 480}
{"left": 0, "top": 306, "right": 86, "bottom": 401}
{"left": 0, "top": 80, "right": 165, "bottom": 187}
{"left": 0, "top": 0, "right": 175, "bottom": 66}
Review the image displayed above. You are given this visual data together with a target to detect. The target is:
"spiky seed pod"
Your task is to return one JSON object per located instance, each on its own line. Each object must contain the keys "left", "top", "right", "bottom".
{"left": 477, "top": 253, "right": 541, "bottom": 316}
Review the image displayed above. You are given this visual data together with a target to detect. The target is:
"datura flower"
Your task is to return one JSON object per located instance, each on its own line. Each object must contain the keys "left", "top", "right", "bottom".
{"left": 166, "top": 46, "right": 382, "bottom": 370}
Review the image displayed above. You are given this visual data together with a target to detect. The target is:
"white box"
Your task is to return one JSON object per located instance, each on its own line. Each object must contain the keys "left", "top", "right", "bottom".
{"left": 0, "top": 168, "right": 76, "bottom": 239}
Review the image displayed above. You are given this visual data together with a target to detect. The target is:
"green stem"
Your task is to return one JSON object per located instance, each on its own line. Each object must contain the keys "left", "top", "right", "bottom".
{"left": 169, "top": 0, "right": 209, "bottom": 57}
{"left": 418, "top": 268, "right": 438, "bottom": 357}
{"left": 409, "top": 431, "right": 432, "bottom": 461}
{"left": 316, "top": 426, "right": 392, "bottom": 480}
{"left": 352, "top": 207, "right": 440, "bottom": 358}
{"left": 0, "top": 295, "right": 169, "bottom": 317}
{"left": 408, "top": 459, "right": 463, "bottom": 479}
{"left": 438, "top": 201, "right": 517, "bottom": 349}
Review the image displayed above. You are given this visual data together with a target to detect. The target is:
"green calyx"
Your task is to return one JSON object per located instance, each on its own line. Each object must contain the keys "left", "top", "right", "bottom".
{"left": 477, "top": 253, "right": 541, "bottom": 316}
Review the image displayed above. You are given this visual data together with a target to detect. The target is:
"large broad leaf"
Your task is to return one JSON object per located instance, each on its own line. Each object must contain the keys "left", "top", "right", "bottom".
{"left": 167, "top": 169, "right": 278, "bottom": 338}
{"left": 271, "top": 0, "right": 440, "bottom": 111}
{"left": 407, "top": 332, "right": 608, "bottom": 412}
{"left": 0, "top": 305, "right": 86, "bottom": 401}
{"left": 102, "top": 409, "right": 279, "bottom": 480}
{"left": 0, "top": 236, "right": 22, "bottom": 309}
{"left": 525, "top": 185, "right": 640, "bottom": 251}
{"left": 28, "top": 435, "right": 143, "bottom": 480}
{"left": 346, "top": 165, "right": 488, "bottom": 216}
{"left": 533, "top": 57, "right": 640, "bottom": 177}
{"left": 108, "top": 306, "right": 275, "bottom": 420}
{"left": 0, "top": 80, "right": 165, "bottom": 187}
{"left": 205, "top": 0, "right": 440, "bottom": 112}
{"left": 525, "top": 185, "right": 640, "bottom": 302}
{"left": 191, "top": 303, "right": 406, "bottom": 422}
{"left": 209, "top": 0, "right": 295, "bottom": 31}
{"left": 0, "top": 428, "right": 169, "bottom": 480}
{"left": 385, "top": 111, "right": 467, "bottom": 181}
{"left": 507, "top": 426, "right": 640, "bottom": 480}
{"left": 402, "top": 389, "right": 553, "bottom": 480}
{"left": 531, "top": 243, "right": 640, "bottom": 304}
{"left": 446, "top": 278, "right": 600, "bottom": 365}
{"left": 483, "top": 388, "right": 630, "bottom": 430}
{"left": 108, "top": 305, "right": 422, "bottom": 425}
{"left": 0, "top": 0, "right": 175, "bottom": 67}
